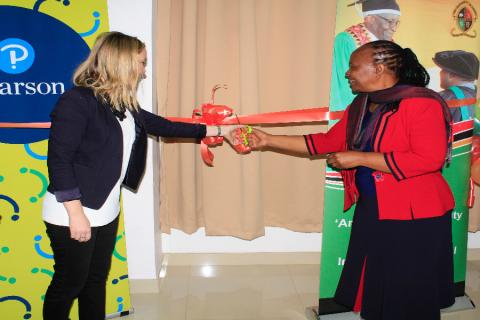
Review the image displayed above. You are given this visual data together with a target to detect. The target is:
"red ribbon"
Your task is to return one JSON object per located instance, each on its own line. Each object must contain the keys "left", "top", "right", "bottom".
{"left": 167, "top": 103, "right": 344, "bottom": 165}
{"left": 168, "top": 106, "right": 344, "bottom": 125}
{"left": 168, "top": 97, "right": 478, "bottom": 165}
{"left": 0, "top": 97, "right": 477, "bottom": 166}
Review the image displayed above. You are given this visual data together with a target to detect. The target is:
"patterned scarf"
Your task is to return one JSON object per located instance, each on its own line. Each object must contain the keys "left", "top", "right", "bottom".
{"left": 346, "top": 84, "right": 453, "bottom": 162}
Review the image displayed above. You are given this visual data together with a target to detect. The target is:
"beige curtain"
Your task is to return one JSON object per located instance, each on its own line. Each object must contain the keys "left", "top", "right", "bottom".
{"left": 155, "top": 0, "right": 337, "bottom": 240}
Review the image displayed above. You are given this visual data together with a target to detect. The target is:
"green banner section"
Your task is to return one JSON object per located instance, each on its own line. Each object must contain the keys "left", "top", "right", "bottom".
{"left": 319, "top": 179, "right": 354, "bottom": 298}
{"left": 444, "top": 135, "right": 473, "bottom": 283}
{"left": 319, "top": 0, "right": 480, "bottom": 312}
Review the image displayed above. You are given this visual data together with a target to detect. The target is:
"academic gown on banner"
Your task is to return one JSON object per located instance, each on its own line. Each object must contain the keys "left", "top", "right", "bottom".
{"left": 329, "top": 23, "right": 375, "bottom": 111}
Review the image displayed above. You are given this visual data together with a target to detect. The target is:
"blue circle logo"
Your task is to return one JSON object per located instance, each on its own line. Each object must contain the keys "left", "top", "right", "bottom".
{"left": 0, "top": 38, "right": 35, "bottom": 74}
{"left": 0, "top": 6, "right": 90, "bottom": 144}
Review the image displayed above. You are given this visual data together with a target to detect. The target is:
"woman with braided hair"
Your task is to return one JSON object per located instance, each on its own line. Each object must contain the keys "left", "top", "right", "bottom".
{"left": 247, "top": 40, "right": 455, "bottom": 319}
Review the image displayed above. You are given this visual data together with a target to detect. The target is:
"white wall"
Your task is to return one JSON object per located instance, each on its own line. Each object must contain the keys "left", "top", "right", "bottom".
{"left": 108, "top": 0, "right": 160, "bottom": 279}
{"left": 162, "top": 228, "right": 480, "bottom": 253}
{"left": 108, "top": 0, "right": 480, "bottom": 279}
{"left": 469, "top": 233, "right": 480, "bottom": 248}
{"left": 162, "top": 228, "right": 322, "bottom": 253}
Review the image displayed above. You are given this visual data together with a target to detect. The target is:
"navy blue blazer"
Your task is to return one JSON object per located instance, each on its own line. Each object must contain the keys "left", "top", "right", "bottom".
{"left": 47, "top": 86, "right": 206, "bottom": 209}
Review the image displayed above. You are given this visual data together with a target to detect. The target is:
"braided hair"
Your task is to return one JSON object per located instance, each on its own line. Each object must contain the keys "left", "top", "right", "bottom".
{"left": 364, "top": 40, "right": 430, "bottom": 87}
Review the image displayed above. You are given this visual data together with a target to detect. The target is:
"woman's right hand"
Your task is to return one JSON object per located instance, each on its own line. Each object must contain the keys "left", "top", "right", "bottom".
{"left": 64, "top": 200, "right": 91, "bottom": 242}
{"left": 248, "top": 128, "right": 271, "bottom": 150}
{"left": 247, "top": 129, "right": 310, "bottom": 155}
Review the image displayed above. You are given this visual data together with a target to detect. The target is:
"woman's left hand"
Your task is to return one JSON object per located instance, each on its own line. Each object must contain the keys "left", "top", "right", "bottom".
{"left": 326, "top": 151, "right": 364, "bottom": 169}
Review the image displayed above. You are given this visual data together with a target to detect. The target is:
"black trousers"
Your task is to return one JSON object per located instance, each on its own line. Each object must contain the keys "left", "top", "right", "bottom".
{"left": 43, "top": 216, "right": 119, "bottom": 320}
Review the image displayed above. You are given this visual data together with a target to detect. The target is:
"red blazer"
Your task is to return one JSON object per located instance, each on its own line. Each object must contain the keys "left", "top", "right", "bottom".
{"left": 305, "top": 97, "right": 455, "bottom": 220}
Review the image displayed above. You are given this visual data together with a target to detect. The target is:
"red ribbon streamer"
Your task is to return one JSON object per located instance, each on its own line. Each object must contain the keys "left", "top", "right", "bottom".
{"left": 168, "top": 107, "right": 344, "bottom": 125}
{"left": 2, "top": 97, "right": 474, "bottom": 129}
{"left": 0, "top": 97, "right": 477, "bottom": 166}
{"left": 168, "top": 104, "right": 345, "bottom": 165}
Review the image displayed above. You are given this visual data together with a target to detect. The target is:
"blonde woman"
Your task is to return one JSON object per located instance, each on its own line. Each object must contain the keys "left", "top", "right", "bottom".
{"left": 41, "top": 31, "right": 237, "bottom": 319}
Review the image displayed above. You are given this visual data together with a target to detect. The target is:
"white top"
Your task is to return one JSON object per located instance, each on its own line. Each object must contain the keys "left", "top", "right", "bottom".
{"left": 42, "top": 110, "right": 136, "bottom": 227}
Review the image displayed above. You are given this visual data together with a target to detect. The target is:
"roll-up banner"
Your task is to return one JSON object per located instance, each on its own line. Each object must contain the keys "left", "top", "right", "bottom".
{"left": 0, "top": 1, "right": 132, "bottom": 319}
{"left": 319, "top": 0, "right": 479, "bottom": 315}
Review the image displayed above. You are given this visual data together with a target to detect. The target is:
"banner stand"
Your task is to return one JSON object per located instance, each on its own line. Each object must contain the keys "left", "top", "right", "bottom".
{"left": 441, "top": 295, "right": 476, "bottom": 313}
{"left": 305, "top": 307, "right": 358, "bottom": 320}
{"left": 306, "top": 295, "right": 475, "bottom": 320}
{"left": 105, "top": 308, "right": 134, "bottom": 319}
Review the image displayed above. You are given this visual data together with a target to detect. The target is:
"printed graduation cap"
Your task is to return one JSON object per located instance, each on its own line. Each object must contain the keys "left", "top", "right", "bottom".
{"left": 433, "top": 50, "right": 480, "bottom": 81}
{"left": 348, "top": 0, "right": 401, "bottom": 17}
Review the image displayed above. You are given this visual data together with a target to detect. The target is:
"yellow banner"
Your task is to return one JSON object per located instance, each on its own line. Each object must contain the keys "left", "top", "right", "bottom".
{"left": 0, "top": 1, "right": 132, "bottom": 319}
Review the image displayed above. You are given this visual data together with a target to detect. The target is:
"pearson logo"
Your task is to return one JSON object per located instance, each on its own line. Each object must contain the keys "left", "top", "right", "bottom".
{"left": 0, "top": 38, "right": 35, "bottom": 74}
{"left": 0, "top": 5, "right": 90, "bottom": 144}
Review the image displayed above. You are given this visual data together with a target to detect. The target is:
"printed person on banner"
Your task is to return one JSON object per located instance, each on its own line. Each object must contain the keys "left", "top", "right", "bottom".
{"left": 433, "top": 50, "right": 479, "bottom": 123}
{"left": 433, "top": 50, "right": 480, "bottom": 198}
{"left": 330, "top": 0, "right": 401, "bottom": 111}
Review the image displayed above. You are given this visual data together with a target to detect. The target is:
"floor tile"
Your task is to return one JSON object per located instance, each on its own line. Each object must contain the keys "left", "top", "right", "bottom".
{"left": 186, "top": 265, "right": 304, "bottom": 319}
{"left": 288, "top": 264, "right": 320, "bottom": 308}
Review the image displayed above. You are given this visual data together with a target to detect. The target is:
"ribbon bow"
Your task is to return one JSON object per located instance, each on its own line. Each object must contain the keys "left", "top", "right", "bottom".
{"left": 192, "top": 102, "right": 237, "bottom": 166}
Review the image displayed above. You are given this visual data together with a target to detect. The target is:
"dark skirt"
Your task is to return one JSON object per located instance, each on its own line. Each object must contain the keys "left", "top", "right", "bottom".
{"left": 334, "top": 192, "right": 455, "bottom": 320}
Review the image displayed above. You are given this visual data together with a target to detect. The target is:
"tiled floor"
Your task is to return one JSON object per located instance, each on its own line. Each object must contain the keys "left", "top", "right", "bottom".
{"left": 122, "top": 257, "right": 480, "bottom": 320}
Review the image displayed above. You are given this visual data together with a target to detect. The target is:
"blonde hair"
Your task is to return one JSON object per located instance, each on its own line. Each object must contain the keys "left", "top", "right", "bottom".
{"left": 73, "top": 31, "right": 146, "bottom": 111}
